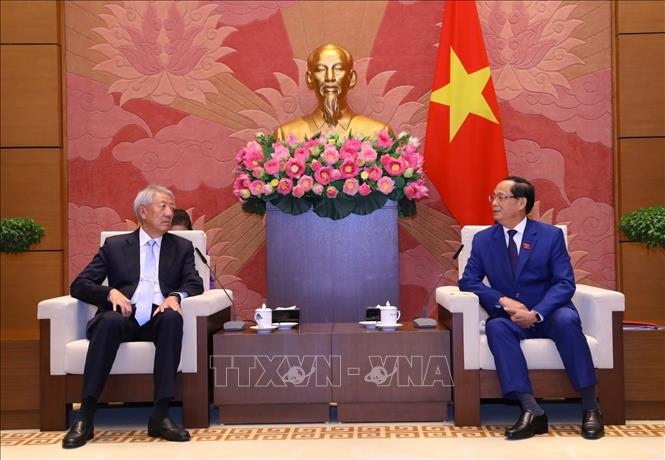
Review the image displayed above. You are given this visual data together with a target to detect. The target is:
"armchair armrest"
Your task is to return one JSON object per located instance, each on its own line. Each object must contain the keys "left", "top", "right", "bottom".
{"left": 37, "top": 296, "right": 96, "bottom": 375}
{"left": 436, "top": 286, "right": 481, "bottom": 370}
{"left": 573, "top": 284, "right": 625, "bottom": 368}
{"left": 180, "top": 289, "right": 232, "bottom": 373}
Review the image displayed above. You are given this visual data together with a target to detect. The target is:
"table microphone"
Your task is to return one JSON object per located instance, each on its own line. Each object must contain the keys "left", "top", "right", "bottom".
{"left": 413, "top": 244, "right": 464, "bottom": 328}
{"left": 194, "top": 247, "right": 246, "bottom": 331}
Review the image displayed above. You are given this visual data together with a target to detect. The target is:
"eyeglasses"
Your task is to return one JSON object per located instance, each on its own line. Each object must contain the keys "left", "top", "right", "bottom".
{"left": 488, "top": 194, "right": 519, "bottom": 202}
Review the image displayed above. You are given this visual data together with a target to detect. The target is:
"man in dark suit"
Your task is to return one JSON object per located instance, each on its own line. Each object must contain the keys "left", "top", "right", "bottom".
{"left": 62, "top": 184, "right": 204, "bottom": 449}
{"left": 459, "top": 176, "right": 603, "bottom": 440}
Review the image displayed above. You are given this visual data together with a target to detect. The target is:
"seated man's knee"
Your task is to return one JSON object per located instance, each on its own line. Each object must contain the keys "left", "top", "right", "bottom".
{"left": 485, "top": 317, "right": 513, "bottom": 337}
{"left": 156, "top": 308, "right": 183, "bottom": 325}
{"left": 552, "top": 307, "right": 581, "bottom": 328}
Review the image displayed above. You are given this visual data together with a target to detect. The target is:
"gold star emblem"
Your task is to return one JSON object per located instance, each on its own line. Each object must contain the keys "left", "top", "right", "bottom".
{"left": 430, "top": 47, "right": 499, "bottom": 142}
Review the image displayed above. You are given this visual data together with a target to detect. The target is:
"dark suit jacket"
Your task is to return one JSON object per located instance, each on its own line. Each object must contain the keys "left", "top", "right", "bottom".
{"left": 458, "top": 219, "right": 576, "bottom": 320}
{"left": 70, "top": 229, "right": 204, "bottom": 311}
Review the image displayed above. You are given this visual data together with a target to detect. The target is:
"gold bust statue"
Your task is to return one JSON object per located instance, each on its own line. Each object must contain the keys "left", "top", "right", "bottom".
{"left": 275, "top": 43, "right": 390, "bottom": 140}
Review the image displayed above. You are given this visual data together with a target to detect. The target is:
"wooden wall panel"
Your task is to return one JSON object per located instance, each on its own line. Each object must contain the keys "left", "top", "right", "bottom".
{"left": 616, "top": 1, "right": 665, "bottom": 34}
{"left": 0, "top": 0, "right": 59, "bottom": 44}
{"left": 1, "top": 149, "right": 64, "bottom": 250}
{"left": 617, "top": 34, "right": 665, "bottom": 138}
{"left": 619, "top": 243, "right": 665, "bottom": 324}
{"left": 618, "top": 138, "right": 665, "bottom": 216}
{"left": 0, "top": 44, "right": 61, "bottom": 147}
{"left": 0, "top": 252, "right": 63, "bottom": 339}
{"left": 0, "top": 339, "right": 39, "bottom": 410}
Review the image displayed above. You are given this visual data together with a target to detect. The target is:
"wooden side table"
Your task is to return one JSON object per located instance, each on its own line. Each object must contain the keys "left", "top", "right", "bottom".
{"left": 331, "top": 322, "right": 451, "bottom": 422}
{"left": 211, "top": 323, "right": 332, "bottom": 424}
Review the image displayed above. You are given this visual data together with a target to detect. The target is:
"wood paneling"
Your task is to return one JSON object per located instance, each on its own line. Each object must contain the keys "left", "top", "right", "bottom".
{"left": 0, "top": 44, "right": 61, "bottom": 147}
{"left": 0, "top": 0, "right": 59, "bottom": 44}
{"left": 1, "top": 149, "right": 64, "bottom": 250}
{"left": 618, "top": 138, "right": 665, "bottom": 215}
{"left": 0, "top": 252, "right": 63, "bottom": 338}
{"left": 624, "top": 330, "right": 665, "bottom": 419}
{"left": 619, "top": 243, "right": 665, "bottom": 324}
{"left": 617, "top": 34, "right": 665, "bottom": 138}
{"left": 0, "top": 339, "right": 39, "bottom": 411}
{"left": 616, "top": 1, "right": 665, "bottom": 34}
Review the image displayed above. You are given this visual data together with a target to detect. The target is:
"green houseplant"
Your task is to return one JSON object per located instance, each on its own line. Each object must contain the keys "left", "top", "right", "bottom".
{"left": 0, "top": 217, "right": 45, "bottom": 253}
{"left": 618, "top": 206, "right": 665, "bottom": 249}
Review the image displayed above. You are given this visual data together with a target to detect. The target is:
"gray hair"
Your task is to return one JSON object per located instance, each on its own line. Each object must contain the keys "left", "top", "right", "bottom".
{"left": 133, "top": 184, "right": 175, "bottom": 220}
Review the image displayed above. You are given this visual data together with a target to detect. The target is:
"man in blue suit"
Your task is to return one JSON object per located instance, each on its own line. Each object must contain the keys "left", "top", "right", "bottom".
{"left": 459, "top": 176, "right": 603, "bottom": 440}
{"left": 62, "top": 185, "right": 204, "bottom": 448}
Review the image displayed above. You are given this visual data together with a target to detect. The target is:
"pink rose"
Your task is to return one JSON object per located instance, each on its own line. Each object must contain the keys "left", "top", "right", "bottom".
{"left": 343, "top": 178, "right": 359, "bottom": 196}
{"left": 377, "top": 176, "right": 395, "bottom": 195}
{"left": 380, "top": 155, "right": 407, "bottom": 177}
{"left": 285, "top": 158, "right": 305, "bottom": 178}
{"left": 358, "top": 183, "right": 372, "bottom": 196}
{"left": 252, "top": 167, "right": 265, "bottom": 179}
{"left": 359, "top": 141, "right": 377, "bottom": 162}
{"left": 326, "top": 186, "right": 338, "bottom": 198}
{"left": 375, "top": 129, "right": 393, "bottom": 149}
{"left": 312, "top": 183, "right": 324, "bottom": 195}
{"left": 298, "top": 175, "right": 314, "bottom": 192}
{"left": 322, "top": 144, "right": 340, "bottom": 165}
{"left": 277, "top": 178, "right": 293, "bottom": 195}
{"left": 285, "top": 133, "right": 300, "bottom": 148}
{"left": 365, "top": 165, "right": 383, "bottom": 181}
{"left": 272, "top": 142, "right": 290, "bottom": 161}
{"left": 249, "top": 180, "right": 265, "bottom": 196}
{"left": 292, "top": 185, "right": 305, "bottom": 198}
{"left": 243, "top": 149, "right": 264, "bottom": 169}
{"left": 331, "top": 169, "right": 342, "bottom": 181}
{"left": 294, "top": 147, "right": 309, "bottom": 162}
{"left": 310, "top": 159, "right": 323, "bottom": 172}
{"left": 339, "top": 159, "right": 359, "bottom": 179}
{"left": 264, "top": 158, "right": 281, "bottom": 176}
{"left": 314, "top": 167, "right": 333, "bottom": 185}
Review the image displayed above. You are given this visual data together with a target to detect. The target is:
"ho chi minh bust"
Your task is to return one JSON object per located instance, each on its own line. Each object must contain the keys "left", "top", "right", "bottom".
{"left": 275, "top": 43, "right": 390, "bottom": 140}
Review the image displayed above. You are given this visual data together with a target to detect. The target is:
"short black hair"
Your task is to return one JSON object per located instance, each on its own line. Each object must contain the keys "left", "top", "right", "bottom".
{"left": 504, "top": 176, "right": 535, "bottom": 214}
{"left": 172, "top": 209, "right": 192, "bottom": 230}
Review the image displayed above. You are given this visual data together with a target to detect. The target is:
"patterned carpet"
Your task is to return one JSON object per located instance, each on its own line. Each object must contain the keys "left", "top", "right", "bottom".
{"left": 3, "top": 423, "right": 664, "bottom": 446}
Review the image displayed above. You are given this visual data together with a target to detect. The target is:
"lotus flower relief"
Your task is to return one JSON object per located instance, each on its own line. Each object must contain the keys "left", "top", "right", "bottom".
{"left": 91, "top": 1, "right": 235, "bottom": 105}
{"left": 479, "top": 1, "right": 584, "bottom": 100}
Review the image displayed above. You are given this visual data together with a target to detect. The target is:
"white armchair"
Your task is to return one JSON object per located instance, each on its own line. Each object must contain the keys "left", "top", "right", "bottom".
{"left": 437, "top": 225, "right": 625, "bottom": 426}
{"left": 38, "top": 230, "right": 232, "bottom": 430}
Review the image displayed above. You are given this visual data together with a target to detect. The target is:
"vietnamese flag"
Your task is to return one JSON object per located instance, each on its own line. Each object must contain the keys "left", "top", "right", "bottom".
{"left": 424, "top": 0, "right": 508, "bottom": 226}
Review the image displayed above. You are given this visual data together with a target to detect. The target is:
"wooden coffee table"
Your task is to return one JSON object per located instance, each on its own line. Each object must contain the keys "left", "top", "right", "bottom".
{"left": 331, "top": 322, "right": 451, "bottom": 422}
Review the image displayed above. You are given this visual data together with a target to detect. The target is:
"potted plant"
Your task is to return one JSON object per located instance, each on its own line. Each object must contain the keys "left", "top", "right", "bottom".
{"left": 0, "top": 217, "right": 45, "bottom": 253}
{"left": 618, "top": 206, "right": 665, "bottom": 249}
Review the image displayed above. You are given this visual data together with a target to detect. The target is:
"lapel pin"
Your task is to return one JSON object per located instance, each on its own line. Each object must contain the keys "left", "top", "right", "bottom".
{"left": 522, "top": 242, "right": 531, "bottom": 251}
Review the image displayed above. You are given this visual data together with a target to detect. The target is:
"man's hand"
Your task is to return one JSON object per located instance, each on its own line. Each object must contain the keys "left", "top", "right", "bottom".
{"left": 109, "top": 288, "right": 132, "bottom": 318}
{"left": 499, "top": 296, "right": 538, "bottom": 328}
{"left": 153, "top": 295, "right": 182, "bottom": 317}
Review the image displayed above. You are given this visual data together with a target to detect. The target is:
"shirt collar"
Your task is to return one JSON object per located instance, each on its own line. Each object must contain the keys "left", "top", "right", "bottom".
{"left": 503, "top": 217, "right": 527, "bottom": 236}
{"left": 139, "top": 228, "right": 163, "bottom": 248}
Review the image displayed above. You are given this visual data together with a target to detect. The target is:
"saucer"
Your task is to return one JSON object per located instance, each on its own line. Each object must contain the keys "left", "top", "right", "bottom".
{"left": 358, "top": 320, "right": 377, "bottom": 329}
{"left": 250, "top": 325, "right": 278, "bottom": 334}
{"left": 376, "top": 322, "right": 402, "bottom": 331}
{"left": 273, "top": 322, "right": 298, "bottom": 330}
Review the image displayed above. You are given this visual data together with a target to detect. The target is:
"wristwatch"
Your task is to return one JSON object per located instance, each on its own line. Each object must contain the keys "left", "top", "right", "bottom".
{"left": 168, "top": 292, "right": 182, "bottom": 304}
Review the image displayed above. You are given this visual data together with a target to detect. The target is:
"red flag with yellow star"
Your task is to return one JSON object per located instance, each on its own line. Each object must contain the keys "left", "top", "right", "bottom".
{"left": 424, "top": 0, "right": 507, "bottom": 226}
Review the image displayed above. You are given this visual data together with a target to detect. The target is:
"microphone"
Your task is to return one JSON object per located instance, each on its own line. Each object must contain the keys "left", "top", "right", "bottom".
{"left": 194, "top": 247, "right": 246, "bottom": 331}
{"left": 413, "top": 244, "right": 464, "bottom": 328}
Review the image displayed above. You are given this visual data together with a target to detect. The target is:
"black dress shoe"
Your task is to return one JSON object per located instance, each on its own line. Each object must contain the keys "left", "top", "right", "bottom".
{"left": 505, "top": 410, "right": 548, "bottom": 440}
{"left": 581, "top": 409, "right": 604, "bottom": 439}
{"left": 62, "top": 419, "right": 94, "bottom": 449}
{"left": 147, "top": 416, "right": 191, "bottom": 442}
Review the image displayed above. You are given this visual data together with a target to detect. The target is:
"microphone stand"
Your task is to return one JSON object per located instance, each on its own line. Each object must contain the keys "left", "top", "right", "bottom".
{"left": 194, "top": 248, "right": 246, "bottom": 331}
{"left": 413, "top": 244, "right": 464, "bottom": 328}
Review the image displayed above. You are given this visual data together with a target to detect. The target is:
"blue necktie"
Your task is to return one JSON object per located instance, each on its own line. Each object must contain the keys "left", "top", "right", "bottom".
{"left": 136, "top": 240, "right": 157, "bottom": 326}
{"left": 508, "top": 229, "right": 518, "bottom": 275}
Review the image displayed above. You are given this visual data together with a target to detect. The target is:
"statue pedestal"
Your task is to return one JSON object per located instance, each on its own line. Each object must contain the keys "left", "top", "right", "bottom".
{"left": 266, "top": 202, "right": 400, "bottom": 323}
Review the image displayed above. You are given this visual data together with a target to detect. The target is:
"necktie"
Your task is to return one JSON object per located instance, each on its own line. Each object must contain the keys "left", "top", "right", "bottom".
{"left": 508, "top": 229, "right": 518, "bottom": 275}
{"left": 136, "top": 240, "right": 157, "bottom": 326}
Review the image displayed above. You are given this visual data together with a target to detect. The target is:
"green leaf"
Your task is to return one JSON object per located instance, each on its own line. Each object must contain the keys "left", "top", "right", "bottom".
{"left": 0, "top": 217, "right": 46, "bottom": 253}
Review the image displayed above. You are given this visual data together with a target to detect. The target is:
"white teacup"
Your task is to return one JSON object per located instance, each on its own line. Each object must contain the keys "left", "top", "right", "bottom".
{"left": 379, "top": 305, "right": 401, "bottom": 326}
{"left": 254, "top": 305, "right": 272, "bottom": 328}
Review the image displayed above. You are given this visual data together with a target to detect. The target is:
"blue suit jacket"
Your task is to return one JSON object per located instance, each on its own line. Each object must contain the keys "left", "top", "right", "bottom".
{"left": 458, "top": 220, "right": 576, "bottom": 320}
{"left": 70, "top": 229, "right": 204, "bottom": 312}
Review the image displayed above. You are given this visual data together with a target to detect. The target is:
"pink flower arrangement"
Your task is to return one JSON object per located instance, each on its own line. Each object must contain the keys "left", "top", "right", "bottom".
{"left": 233, "top": 130, "right": 429, "bottom": 220}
